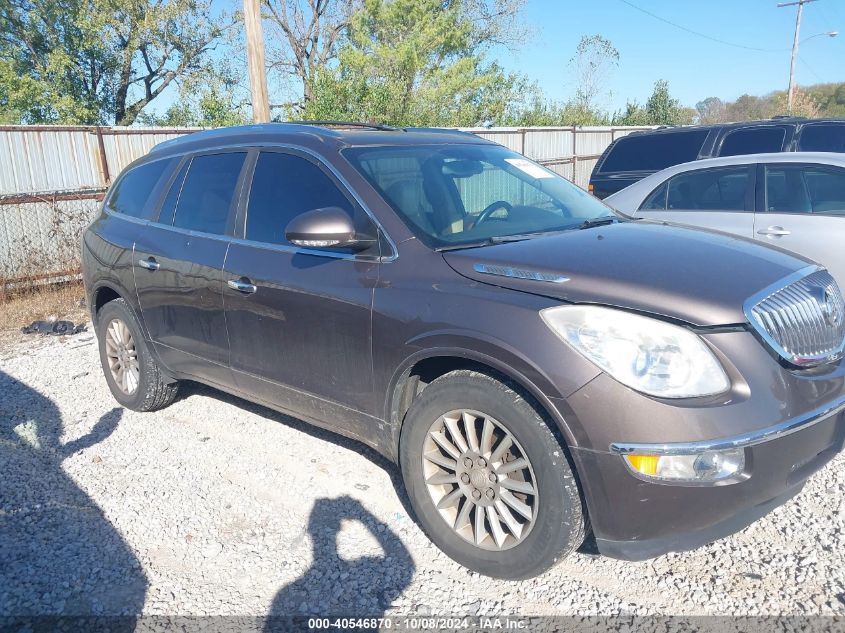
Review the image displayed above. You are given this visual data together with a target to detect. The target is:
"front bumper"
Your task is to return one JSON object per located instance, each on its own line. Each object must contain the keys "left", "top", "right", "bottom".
{"left": 568, "top": 399, "right": 845, "bottom": 560}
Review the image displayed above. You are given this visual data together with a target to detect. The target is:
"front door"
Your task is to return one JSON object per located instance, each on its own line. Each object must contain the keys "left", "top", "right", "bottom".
{"left": 635, "top": 165, "right": 756, "bottom": 239}
{"left": 223, "top": 149, "right": 381, "bottom": 440}
{"left": 134, "top": 151, "right": 248, "bottom": 386}
{"left": 756, "top": 163, "right": 845, "bottom": 288}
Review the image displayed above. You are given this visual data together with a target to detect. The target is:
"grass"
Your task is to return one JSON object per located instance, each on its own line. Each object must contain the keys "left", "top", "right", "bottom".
{"left": 0, "top": 280, "right": 88, "bottom": 335}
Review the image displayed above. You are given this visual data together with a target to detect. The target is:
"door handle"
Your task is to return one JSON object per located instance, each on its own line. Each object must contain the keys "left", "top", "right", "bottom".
{"left": 138, "top": 257, "right": 160, "bottom": 271}
{"left": 227, "top": 278, "right": 257, "bottom": 294}
{"left": 757, "top": 226, "right": 791, "bottom": 237}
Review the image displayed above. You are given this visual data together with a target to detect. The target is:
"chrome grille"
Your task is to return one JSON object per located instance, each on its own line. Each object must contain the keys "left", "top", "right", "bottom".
{"left": 745, "top": 268, "right": 845, "bottom": 367}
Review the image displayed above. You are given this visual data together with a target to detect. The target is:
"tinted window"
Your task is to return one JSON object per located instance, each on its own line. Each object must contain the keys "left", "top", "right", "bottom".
{"left": 719, "top": 127, "right": 786, "bottom": 157}
{"left": 172, "top": 153, "right": 246, "bottom": 235}
{"left": 798, "top": 124, "right": 845, "bottom": 152}
{"left": 108, "top": 159, "right": 172, "bottom": 219}
{"left": 245, "top": 152, "right": 357, "bottom": 246}
{"left": 599, "top": 130, "right": 708, "bottom": 173}
{"left": 666, "top": 167, "right": 750, "bottom": 211}
{"left": 639, "top": 182, "right": 668, "bottom": 210}
{"left": 157, "top": 159, "right": 189, "bottom": 225}
{"left": 766, "top": 165, "right": 845, "bottom": 215}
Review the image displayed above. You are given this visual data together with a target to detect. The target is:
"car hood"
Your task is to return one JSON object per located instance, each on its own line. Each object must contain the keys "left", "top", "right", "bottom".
{"left": 442, "top": 221, "right": 813, "bottom": 326}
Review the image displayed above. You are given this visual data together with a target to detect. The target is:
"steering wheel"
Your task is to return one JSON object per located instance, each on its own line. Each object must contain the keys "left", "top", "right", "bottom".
{"left": 475, "top": 200, "right": 513, "bottom": 225}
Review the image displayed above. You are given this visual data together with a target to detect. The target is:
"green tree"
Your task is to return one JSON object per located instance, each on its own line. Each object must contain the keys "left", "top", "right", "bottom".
{"left": 0, "top": 0, "right": 235, "bottom": 125}
{"left": 138, "top": 64, "right": 250, "bottom": 128}
{"left": 298, "top": 0, "right": 524, "bottom": 126}
{"left": 644, "top": 79, "right": 690, "bottom": 125}
{"left": 612, "top": 100, "right": 649, "bottom": 126}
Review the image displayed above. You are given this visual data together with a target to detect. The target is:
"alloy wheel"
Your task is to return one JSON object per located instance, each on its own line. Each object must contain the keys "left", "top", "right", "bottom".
{"left": 422, "top": 409, "right": 539, "bottom": 550}
{"left": 105, "top": 318, "right": 140, "bottom": 395}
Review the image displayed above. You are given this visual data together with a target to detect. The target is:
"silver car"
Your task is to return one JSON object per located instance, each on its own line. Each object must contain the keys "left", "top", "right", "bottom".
{"left": 605, "top": 152, "right": 845, "bottom": 287}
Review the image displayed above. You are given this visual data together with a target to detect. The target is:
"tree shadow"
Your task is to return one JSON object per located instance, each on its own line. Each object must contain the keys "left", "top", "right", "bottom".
{"left": 265, "top": 496, "right": 415, "bottom": 631}
{"left": 0, "top": 370, "right": 146, "bottom": 621}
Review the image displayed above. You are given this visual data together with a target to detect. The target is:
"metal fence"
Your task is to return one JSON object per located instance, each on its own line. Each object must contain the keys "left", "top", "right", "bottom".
{"left": 0, "top": 124, "right": 652, "bottom": 289}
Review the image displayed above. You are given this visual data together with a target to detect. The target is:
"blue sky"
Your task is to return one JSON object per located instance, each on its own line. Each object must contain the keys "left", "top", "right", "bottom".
{"left": 148, "top": 0, "right": 844, "bottom": 119}
{"left": 499, "top": 0, "right": 844, "bottom": 112}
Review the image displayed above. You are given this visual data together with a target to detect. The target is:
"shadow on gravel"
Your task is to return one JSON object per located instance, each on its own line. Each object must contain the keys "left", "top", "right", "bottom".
{"left": 265, "top": 496, "right": 415, "bottom": 629}
{"left": 179, "top": 383, "right": 418, "bottom": 520}
{"left": 0, "top": 371, "right": 146, "bottom": 620}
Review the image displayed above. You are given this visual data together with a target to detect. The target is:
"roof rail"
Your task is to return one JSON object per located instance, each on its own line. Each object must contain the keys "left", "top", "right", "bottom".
{"left": 288, "top": 120, "right": 399, "bottom": 131}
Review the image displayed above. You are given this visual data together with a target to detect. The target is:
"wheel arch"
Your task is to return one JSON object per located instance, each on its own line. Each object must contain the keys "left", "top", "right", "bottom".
{"left": 90, "top": 283, "right": 124, "bottom": 326}
{"left": 385, "top": 345, "right": 580, "bottom": 463}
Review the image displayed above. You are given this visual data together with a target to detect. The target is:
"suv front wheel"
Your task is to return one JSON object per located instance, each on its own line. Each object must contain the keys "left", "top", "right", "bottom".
{"left": 399, "top": 370, "right": 585, "bottom": 579}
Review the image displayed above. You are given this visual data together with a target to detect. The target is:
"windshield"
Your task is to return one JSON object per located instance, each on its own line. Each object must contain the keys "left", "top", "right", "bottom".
{"left": 343, "top": 144, "right": 616, "bottom": 248}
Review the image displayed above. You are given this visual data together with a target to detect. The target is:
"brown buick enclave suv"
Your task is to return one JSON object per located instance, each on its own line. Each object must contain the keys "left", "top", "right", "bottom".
{"left": 82, "top": 122, "right": 845, "bottom": 579}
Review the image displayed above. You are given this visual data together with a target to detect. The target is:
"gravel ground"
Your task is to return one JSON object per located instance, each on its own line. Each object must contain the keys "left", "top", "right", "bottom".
{"left": 1, "top": 330, "right": 844, "bottom": 618}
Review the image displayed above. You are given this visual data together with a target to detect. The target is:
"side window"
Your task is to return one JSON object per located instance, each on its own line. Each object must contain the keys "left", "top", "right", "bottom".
{"left": 157, "top": 159, "right": 190, "bottom": 225}
{"left": 107, "top": 159, "right": 173, "bottom": 219}
{"left": 245, "top": 152, "right": 359, "bottom": 247}
{"left": 599, "top": 130, "right": 708, "bottom": 173}
{"left": 172, "top": 152, "right": 246, "bottom": 235}
{"left": 639, "top": 182, "right": 668, "bottom": 210}
{"left": 719, "top": 127, "right": 786, "bottom": 157}
{"left": 798, "top": 124, "right": 845, "bottom": 152}
{"left": 766, "top": 165, "right": 845, "bottom": 215}
{"left": 666, "top": 167, "right": 751, "bottom": 211}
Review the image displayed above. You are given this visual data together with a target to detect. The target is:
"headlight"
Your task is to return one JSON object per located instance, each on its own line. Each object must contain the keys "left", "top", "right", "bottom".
{"left": 540, "top": 305, "right": 730, "bottom": 398}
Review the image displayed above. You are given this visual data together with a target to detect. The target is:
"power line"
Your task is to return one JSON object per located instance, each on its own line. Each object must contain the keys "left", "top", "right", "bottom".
{"left": 798, "top": 55, "right": 825, "bottom": 82}
{"left": 616, "top": 0, "right": 790, "bottom": 52}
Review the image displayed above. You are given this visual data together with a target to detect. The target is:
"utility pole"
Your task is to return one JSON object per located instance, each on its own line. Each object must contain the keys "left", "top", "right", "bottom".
{"left": 244, "top": 0, "right": 270, "bottom": 123}
{"left": 778, "top": 0, "right": 817, "bottom": 114}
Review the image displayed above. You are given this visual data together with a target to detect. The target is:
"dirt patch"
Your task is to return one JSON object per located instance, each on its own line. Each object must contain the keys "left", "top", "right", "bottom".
{"left": 0, "top": 281, "right": 88, "bottom": 337}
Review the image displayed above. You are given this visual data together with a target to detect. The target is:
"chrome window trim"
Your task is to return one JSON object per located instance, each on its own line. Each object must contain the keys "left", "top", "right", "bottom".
{"left": 105, "top": 140, "right": 399, "bottom": 263}
{"left": 610, "top": 391, "right": 845, "bottom": 455}
{"left": 743, "top": 265, "right": 845, "bottom": 366}
{"left": 105, "top": 208, "right": 380, "bottom": 262}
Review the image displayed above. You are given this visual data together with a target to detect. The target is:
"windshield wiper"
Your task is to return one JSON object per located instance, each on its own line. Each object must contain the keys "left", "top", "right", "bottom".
{"left": 435, "top": 234, "right": 534, "bottom": 252}
{"left": 577, "top": 215, "right": 618, "bottom": 229}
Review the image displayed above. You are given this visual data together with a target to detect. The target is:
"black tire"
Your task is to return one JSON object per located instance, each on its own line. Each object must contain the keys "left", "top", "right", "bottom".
{"left": 96, "top": 298, "right": 178, "bottom": 412}
{"left": 399, "top": 370, "right": 585, "bottom": 580}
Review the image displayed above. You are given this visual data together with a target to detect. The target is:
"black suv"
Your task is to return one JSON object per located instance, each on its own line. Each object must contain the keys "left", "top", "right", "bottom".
{"left": 589, "top": 117, "right": 845, "bottom": 199}
{"left": 83, "top": 122, "right": 845, "bottom": 579}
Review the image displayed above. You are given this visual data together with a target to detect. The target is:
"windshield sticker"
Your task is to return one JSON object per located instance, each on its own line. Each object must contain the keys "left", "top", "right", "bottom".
{"left": 505, "top": 158, "right": 554, "bottom": 179}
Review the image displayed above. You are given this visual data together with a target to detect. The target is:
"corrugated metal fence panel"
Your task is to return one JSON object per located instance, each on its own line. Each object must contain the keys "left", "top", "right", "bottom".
{"left": 464, "top": 128, "right": 524, "bottom": 152}
{"left": 575, "top": 127, "right": 614, "bottom": 157}
{"left": 0, "top": 125, "right": 654, "bottom": 195}
{"left": 0, "top": 127, "right": 102, "bottom": 194}
{"left": 101, "top": 128, "right": 199, "bottom": 177}
{"left": 524, "top": 129, "right": 576, "bottom": 160}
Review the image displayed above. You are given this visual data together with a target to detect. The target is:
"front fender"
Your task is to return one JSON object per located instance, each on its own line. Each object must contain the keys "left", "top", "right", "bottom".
{"left": 383, "top": 331, "right": 600, "bottom": 459}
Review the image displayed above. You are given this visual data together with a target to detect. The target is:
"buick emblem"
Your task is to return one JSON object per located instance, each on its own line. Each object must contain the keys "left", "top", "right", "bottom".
{"left": 820, "top": 286, "right": 844, "bottom": 329}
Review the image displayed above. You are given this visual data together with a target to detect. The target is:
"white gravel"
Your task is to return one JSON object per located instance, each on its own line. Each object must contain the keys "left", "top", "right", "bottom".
{"left": 1, "top": 331, "right": 844, "bottom": 617}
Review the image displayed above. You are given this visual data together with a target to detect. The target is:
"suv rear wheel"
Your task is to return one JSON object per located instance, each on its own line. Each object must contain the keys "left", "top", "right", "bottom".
{"left": 96, "top": 298, "right": 178, "bottom": 411}
{"left": 399, "top": 370, "right": 585, "bottom": 579}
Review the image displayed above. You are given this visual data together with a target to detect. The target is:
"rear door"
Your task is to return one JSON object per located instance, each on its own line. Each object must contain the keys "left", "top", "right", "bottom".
{"left": 223, "top": 148, "right": 382, "bottom": 438}
{"left": 716, "top": 125, "right": 791, "bottom": 157}
{"left": 634, "top": 165, "right": 756, "bottom": 238}
{"left": 755, "top": 163, "right": 845, "bottom": 288}
{"left": 134, "top": 150, "right": 248, "bottom": 387}
{"left": 796, "top": 122, "right": 845, "bottom": 153}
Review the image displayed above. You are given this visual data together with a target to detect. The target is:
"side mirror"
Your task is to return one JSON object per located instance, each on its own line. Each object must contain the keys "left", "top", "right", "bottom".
{"left": 285, "top": 206, "right": 375, "bottom": 252}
